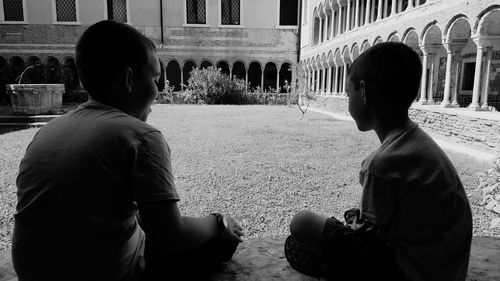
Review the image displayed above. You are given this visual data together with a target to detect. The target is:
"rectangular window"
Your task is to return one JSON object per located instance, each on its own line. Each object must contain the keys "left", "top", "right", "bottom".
{"left": 186, "top": 0, "right": 206, "bottom": 24}
{"left": 279, "top": 0, "right": 298, "bottom": 26}
{"left": 462, "top": 62, "right": 475, "bottom": 91}
{"left": 107, "top": 0, "right": 127, "bottom": 22}
{"left": 55, "top": 0, "right": 77, "bottom": 22}
{"left": 221, "top": 0, "right": 240, "bottom": 25}
{"left": 3, "top": 0, "right": 23, "bottom": 21}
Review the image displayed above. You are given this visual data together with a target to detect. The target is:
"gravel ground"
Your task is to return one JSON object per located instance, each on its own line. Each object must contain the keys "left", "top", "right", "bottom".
{"left": 0, "top": 105, "right": 498, "bottom": 251}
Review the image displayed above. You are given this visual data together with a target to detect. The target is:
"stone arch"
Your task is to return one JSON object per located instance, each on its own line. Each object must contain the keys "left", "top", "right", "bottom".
{"left": 342, "top": 46, "right": 351, "bottom": 65}
{"left": 279, "top": 62, "right": 292, "bottom": 93}
{"left": 248, "top": 61, "right": 262, "bottom": 89}
{"left": 387, "top": 32, "right": 400, "bottom": 42}
{"left": 360, "top": 40, "right": 371, "bottom": 53}
{"left": 351, "top": 43, "right": 360, "bottom": 61}
{"left": 334, "top": 48, "right": 343, "bottom": 66}
{"left": 421, "top": 23, "right": 447, "bottom": 104}
{"left": 44, "top": 56, "right": 62, "bottom": 84}
{"left": 157, "top": 58, "right": 166, "bottom": 91}
{"left": 166, "top": 59, "right": 181, "bottom": 91}
{"left": 313, "top": 7, "right": 320, "bottom": 45}
{"left": 22, "top": 56, "right": 44, "bottom": 84}
{"left": 373, "top": 36, "right": 383, "bottom": 45}
{"left": 476, "top": 7, "right": 500, "bottom": 37}
{"left": 200, "top": 59, "right": 213, "bottom": 69}
{"left": 62, "top": 57, "right": 80, "bottom": 94}
{"left": 8, "top": 56, "right": 26, "bottom": 84}
{"left": 403, "top": 28, "right": 420, "bottom": 49}
{"left": 263, "top": 62, "right": 278, "bottom": 91}
{"left": 232, "top": 60, "right": 246, "bottom": 80}
{"left": 473, "top": 5, "right": 500, "bottom": 35}
{"left": 183, "top": 59, "right": 197, "bottom": 86}
{"left": 216, "top": 60, "right": 230, "bottom": 75}
{"left": 421, "top": 21, "right": 442, "bottom": 44}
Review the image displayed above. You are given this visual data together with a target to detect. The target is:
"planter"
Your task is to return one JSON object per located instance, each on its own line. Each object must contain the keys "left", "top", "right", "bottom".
{"left": 6, "top": 84, "right": 64, "bottom": 115}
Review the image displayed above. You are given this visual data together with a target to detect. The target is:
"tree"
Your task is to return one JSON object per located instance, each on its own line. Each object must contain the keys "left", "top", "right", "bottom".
{"left": 289, "top": 63, "right": 317, "bottom": 119}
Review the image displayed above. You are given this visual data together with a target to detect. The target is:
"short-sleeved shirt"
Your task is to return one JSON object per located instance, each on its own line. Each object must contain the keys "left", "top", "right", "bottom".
{"left": 12, "top": 100, "right": 180, "bottom": 281}
{"left": 359, "top": 120, "right": 472, "bottom": 281}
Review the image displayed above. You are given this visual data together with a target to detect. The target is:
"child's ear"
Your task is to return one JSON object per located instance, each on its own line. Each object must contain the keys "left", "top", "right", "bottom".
{"left": 359, "top": 80, "right": 368, "bottom": 106}
{"left": 124, "top": 67, "right": 134, "bottom": 94}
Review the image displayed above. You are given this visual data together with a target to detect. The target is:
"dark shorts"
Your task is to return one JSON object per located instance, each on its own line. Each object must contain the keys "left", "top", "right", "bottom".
{"left": 285, "top": 217, "right": 411, "bottom": 281}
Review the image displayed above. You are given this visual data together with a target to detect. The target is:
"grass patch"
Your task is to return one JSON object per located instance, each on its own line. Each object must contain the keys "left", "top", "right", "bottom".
{"left": 0, "top": 105, "right": 496, "bottom": 251}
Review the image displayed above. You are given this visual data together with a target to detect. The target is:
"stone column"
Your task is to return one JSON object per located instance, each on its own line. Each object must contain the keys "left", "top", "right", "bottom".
{"left": 355, "top": 0, "right": 360, "bottom": 28}
{"left": 319, "top": 18, "right": 324, "bottom": 42}
{"left": 481, "top": 47, "right": 493, "bottom": 109}
{"left": 323, "top": 66, "right": 328, "bottom": 93}
{"left": 371, "top": 0, "right": 376, "bottom": 22}
{"left": 338, "top": 5, "right": 343, "bottom": 35}
{"left": 180, "top": 71, "right": 184, "bottom": 91}
{"left": 342, "top": 64, "right": 348, "bottom": 96}
{"left": 327, "top": 64, "right": 333, "bottom": 94}
{"left": 346, "top": 0, "right": 352, "bottom": 32}
{"left": 334, "top": 67, "right": 339, "bottom": 94}
{"left": 383, "top": 0, "right": 389, "bottom": 17}
{"left": 391, "top": 0, "right": 397, "bottom": 15}
{"left": 406, "top": 0, "right": 414, "bottom": 10}
{"left": 441, "top": 45, "right": 453, "bottom": 107}
{"left": 316, "top": 69, "right": 321, "bottom": 92}
{"left": 469, "top": 39, "right": 483, "bottom": 109}
{"left": 377, "top": 0, "right": 383, "bottom": 20}
{"left": 245, "top": 69, "right": 248, "bottom": 85}
{"left": 419, "top": 48, "right": 428, "bottom": 104}
{"left": 416, "top": 0, "right": 421, "bottom": 6}
{"left": 331, "top": 11, "right": 336, "bottom": 38}
{"left": 365, "top": 0, "right": 371, "bottom": 24}
{"left": 324, "top": 15, "right": 329, "bottom": 41}
{"left": 427, "top": 54, "right": 435, "bottom": 104}
{"left": 397, "top": 0, "right": 402, "bottom": 13}
{"left": 276, "top": 67, "right": 281, "bottom": 92}
{"left": 451, "top": 61, "right": 460, "bottom": 106}
{"left": 261, "top": 71, "right": 264, "bottom": 90}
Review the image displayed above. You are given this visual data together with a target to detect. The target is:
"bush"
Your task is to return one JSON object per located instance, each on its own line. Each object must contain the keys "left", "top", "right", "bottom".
{"left": 478, "top": 157, "right": 500, "bottom": 229}
{"left": 183, "top": 66, "right": 248, "bottom": 104}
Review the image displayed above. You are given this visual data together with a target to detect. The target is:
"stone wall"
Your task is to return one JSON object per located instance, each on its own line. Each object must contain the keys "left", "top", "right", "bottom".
{"left": 310, "top": 96, "right": 500, "bottom": 153}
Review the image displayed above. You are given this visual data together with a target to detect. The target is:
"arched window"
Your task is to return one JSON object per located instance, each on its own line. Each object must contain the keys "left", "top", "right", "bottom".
{"left": 221, "top": 0, "right": 240, "bottom": 25}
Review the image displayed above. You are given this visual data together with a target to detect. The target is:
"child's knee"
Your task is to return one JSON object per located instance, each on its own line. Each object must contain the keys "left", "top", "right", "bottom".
{"left": 289, "top": 210, "right": 317, "bottom": 238}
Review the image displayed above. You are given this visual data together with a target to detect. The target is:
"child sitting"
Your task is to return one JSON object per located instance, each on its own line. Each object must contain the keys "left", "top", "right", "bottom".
{"left": 285, "top": 42, "right": 472, "bottom": 281}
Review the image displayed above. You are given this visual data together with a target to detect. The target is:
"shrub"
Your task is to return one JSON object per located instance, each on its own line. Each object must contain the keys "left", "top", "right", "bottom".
{"left": 184, "top": 67, "right": 248, "bottom": 104}
{"left": 478, "top": 157, "right": 500, "bottom": 229}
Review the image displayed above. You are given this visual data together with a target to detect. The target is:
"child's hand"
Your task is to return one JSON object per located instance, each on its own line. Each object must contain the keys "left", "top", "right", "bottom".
{"left": 218, "top": 215, "right": 244, "bottom": 243}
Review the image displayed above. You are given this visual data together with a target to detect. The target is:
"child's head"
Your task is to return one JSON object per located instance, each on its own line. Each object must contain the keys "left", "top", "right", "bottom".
{"left": 346, "top": 42, "right": 422, "bottom": 131}
{"left": 76, "top": 20, "right": 160, "bottom": 120}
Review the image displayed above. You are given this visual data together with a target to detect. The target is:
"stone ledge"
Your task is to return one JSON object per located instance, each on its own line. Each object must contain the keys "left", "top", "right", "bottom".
{"left": 1, "top": 237, "right": 499, "bottom": 281}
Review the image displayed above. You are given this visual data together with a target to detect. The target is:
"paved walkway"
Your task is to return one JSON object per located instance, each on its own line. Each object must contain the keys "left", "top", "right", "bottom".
{"left": 308, "top": 107, "right": 497, "bottom": 162}
{"left": 1, "top": 237, "right": 499, "bottom": 281}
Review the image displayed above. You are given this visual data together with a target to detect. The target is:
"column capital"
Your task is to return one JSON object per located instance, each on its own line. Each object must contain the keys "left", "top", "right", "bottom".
{"left": 441, "top": 40, "right": 466, "bottom": 54}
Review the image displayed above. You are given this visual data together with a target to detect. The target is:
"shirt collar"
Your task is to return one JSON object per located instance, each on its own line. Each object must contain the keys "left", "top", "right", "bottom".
{"left": 381, "top": 119, "right": 418, "bottom": 146}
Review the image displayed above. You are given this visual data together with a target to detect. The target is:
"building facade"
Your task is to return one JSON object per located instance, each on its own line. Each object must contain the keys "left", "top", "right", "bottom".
{"left": 0, "top": 0, "right": 300, "bottom": 102}
{"left": 300, "top": 0, "right": 500, "bottom": 110}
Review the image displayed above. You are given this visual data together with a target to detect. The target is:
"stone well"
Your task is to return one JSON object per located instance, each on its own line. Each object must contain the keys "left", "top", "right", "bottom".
{"left": 6, "top": 84, "right": 64, "bottom": 115}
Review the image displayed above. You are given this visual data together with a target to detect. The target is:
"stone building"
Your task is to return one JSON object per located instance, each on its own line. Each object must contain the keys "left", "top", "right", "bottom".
{"left": 300, "top": 0, "right": 500, "bottom": 110}
{"left": 0, "top": 0, "right": 300, "bottom": 102}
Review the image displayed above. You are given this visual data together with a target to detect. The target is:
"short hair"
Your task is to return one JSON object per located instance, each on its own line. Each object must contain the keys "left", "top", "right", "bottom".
{"left": 347, "top": 42, "right": 422, "bottom": 110}
{"left": 76, "top": 20, "right": 156, "bottom": 101}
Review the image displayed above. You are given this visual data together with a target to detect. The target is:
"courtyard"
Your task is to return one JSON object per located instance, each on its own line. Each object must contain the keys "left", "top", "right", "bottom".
{"left": 0, "top": 104, "right": 498, "bottom": 252}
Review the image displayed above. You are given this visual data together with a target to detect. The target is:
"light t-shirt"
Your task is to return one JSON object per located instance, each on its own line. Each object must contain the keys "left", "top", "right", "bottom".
{"left": 359, "top": 120, "right": 472, "bottom": 281}
{"left": 13, "top": 100, "right": 180, "bottom": 281}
